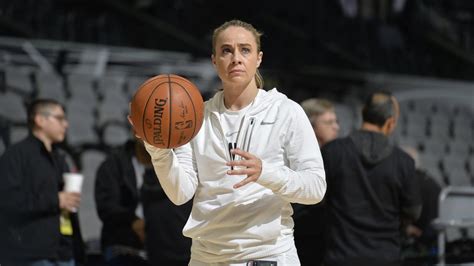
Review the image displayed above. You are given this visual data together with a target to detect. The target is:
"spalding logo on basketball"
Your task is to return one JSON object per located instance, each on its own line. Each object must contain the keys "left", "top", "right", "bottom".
{"left": 129, "top": 74, "right": 204, "bottom": 148}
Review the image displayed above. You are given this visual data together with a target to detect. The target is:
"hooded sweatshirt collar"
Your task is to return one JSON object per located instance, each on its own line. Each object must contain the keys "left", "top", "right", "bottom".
{"left": 349, "top": 129, "right": 393, "bottom": 165}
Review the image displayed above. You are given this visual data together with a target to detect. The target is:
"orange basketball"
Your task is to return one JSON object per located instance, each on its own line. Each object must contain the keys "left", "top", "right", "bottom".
{"left": 129, "top": 74, "right": 204, "bottom": 148}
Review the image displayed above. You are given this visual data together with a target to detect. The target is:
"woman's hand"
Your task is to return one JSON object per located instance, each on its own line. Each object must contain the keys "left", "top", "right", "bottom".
{"left": 226, "top": 148, "right": 262, "bottom": 189}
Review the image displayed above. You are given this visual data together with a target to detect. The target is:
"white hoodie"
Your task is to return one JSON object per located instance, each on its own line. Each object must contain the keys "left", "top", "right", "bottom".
{"left": 145, "top": 88, "right": 326, "bottom": 263}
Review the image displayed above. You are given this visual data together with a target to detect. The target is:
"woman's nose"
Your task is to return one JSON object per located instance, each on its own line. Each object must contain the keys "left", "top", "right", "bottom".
{"left": 232, "top": 51, "right": 242, "bottom": 64}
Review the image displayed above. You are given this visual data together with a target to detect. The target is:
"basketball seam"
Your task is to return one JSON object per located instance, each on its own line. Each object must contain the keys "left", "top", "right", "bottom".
{"left": 166, "top": 74, "right": 172, "bottom": 149}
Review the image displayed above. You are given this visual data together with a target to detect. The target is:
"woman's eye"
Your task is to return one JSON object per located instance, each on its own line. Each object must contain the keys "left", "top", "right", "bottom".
{"left": 242, "top": 48, "right": 251, "bottom": 54}
{"left": 222, "top": 48, "right": 231, "bottom": 54}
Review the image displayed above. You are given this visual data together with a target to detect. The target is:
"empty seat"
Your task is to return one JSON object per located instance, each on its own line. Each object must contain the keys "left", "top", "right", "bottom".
{"left": 398, "top": 100, "right": 415, "bottom": 114}
{"left": 97, "top": 75, "right": 127, "bottom": 105}
{"left": 5, "top": 66, "right": 33, "bottom": 95}
{"left": 452, "top": 115, "right": 473, "bottom": 141}
{"left": 420, "top": 137, "right": 448, "bottom": 155}
{"left": 468, "top": 157, "right": 474, "bottom": 175}
{"left": 79, "top": 149, "right": 107, "bottom": 242}
{"left": 412, "top": 99, "right": 435, "bottom": 114}
{"left": 65, "top": 98, "right": 97, "bottom": 118}
{"left": 419, "top": 153, "right": 445, "bottom": 186}
{"left": 448, "top": 139, "right": 471, "bottom": 157}
{"left": 396, "top": 135, "right": 419, "bottom": 150}
{"left": 0, "top": 91, "right": 27, "bottom": 124}
{"left": 0, "top": 138, "right": 5, "bottom": 156}
{"left": 36, "top": 72, "right": 66, "bottom": 103}
{"left": 404, "top": 112, "right": 427, "bottom": 128}
{"left": 447, "top": 169, "right": 471, "bottom": 187}
{"left": 66, "top": 113, "right": 98, "bottom": 147}
{"left": 67, "top": 73, "right": 98, "bottom": 105}
{"left": 101, "top": 122, "right": 131, "bottom": 148}
{"left": 441, "top": 154, "right": 471, "bottom": 186}
{"left": 432, "top": 187, "right": 474, "bottom": 265}
{"left": 404, "top": 121, "right": 427, "bottom": 139}
{"left": 9, "top": 125, "right": 29, "bottom": 144}
{"left": 96, "top": 102, "right": 128, "bottom": 127}
{"left": 429, "top": 114, "right": 451, "bottom": 140}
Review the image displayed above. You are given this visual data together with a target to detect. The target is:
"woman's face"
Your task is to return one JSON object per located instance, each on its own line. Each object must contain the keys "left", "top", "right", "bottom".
{"left": 212, "top": 26, "right": 263, "bottom": 88}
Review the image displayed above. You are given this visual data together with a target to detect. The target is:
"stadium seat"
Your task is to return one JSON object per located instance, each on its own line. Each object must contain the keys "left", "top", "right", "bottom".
{"left": 96, "top": 100, "right": 128, "bottom": 127}
{"left": 66, "top": 112, "right": 98, "bottom": 147}
{"left": 9, "top": 125, "right": 28, "bottom": 145}
{"left": 0, "top": 91, "right": 27, "bottom": 124}
{"left": 101, "top": 122, "right": 131, "bottom": 148}
{"left": 5, "top": 66, "right": 33, "bottom": 95}
{"left": 67, "top": 73, "right": 98, "bottom": 105}
{"left": 429, "top": 114, "right": 451, "bottom": 140}
{"left": 432, "top": 186, "right": 474, "bottom": 265}
{"left": 441, "top": 154, "right": 470, "bottom": 186}
{"left": 36, "top": 71, "right": 66, "bottom": 103}
{"left": 0, "top": 138, "right": 5, "bottom": 156}
{"left": 79, "top": 149, "right": 107, "bottom": 252}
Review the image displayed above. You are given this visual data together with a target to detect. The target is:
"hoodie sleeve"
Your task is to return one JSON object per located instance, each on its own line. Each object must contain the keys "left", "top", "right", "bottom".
{"left": 256, "top": 101, "right": 327, "bottom": 205}
{"left": 144, "top": 142, "right": 198, "bottom": 205}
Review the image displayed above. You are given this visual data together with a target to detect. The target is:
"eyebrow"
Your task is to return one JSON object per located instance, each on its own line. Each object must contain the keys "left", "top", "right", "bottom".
{"left": 220, "top": 43, "right": 252, "bottom": 48}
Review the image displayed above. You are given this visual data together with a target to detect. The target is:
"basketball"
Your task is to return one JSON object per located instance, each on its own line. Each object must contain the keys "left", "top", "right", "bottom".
{"left": 129, "top": 74, "right": 204, "bottom": 148}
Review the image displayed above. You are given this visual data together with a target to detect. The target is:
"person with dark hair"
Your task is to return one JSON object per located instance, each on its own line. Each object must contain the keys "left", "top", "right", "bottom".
{"left": 131, "top": 19, "right": 326, "bottom": 265}
{"left": 0, "top": 99, "right": 85, "bottom": 266}
{"left": 95, "top": 138, "right": 192, "bottom": 266}
{"left": 321, "top": 91, "right": 422, "bottom": 266}
{"left": 400, "top": 146, "right": 441, "bottom": 258}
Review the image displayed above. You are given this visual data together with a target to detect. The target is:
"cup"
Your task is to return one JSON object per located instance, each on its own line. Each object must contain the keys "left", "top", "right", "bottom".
{"left": 63, "top": 173, "right": 84, "bottom": 193}
{"left": 63, "top": 173, "right": 83, "bottom": 212}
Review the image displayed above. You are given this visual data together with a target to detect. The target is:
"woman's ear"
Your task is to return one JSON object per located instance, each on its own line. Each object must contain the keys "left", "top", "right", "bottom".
{"left": 256, "top": 51, "right": 263, "bottom": 68}
{"left": 211, "top": 54, "right": 216, "bottom": 68}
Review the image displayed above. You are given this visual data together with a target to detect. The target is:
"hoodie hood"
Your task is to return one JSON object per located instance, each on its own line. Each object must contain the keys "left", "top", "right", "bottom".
{"left": 349, "top": 130, "right": 393, "bottom": 165}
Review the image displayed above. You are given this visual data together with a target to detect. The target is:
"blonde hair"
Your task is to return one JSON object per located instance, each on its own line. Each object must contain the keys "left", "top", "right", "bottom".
{"left": 300, "top": 98, "right": 335, "bottom": 118}
{"left": 212, "top": 19, "right": 264, "bottom": 89}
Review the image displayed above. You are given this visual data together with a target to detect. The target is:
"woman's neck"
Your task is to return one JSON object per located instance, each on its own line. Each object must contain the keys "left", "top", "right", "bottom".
{"left": 223, "top": 82, "right": 259, "bottom": 111}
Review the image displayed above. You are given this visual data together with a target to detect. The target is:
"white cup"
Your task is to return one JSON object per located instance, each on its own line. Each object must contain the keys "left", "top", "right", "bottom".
{"left": 63, "top": 173, "right": 83, "bottom": 212}
{"left": 63, "top": 172, "right": 84, "bottom": 193}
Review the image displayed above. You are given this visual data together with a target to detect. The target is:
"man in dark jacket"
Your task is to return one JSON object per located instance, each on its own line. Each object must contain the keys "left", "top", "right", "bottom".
{"left": 322, "top": 91, "right": 422, "bottom": 266}
{"left": 95, "top": 138, "right": 191, "bottom": 266}
{"left": 0, "top": 99, "right": 84, "bottom": 266}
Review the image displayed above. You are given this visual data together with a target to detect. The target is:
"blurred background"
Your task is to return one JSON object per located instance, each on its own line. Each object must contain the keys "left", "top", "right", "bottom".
{"left": 0, "top": 0, "right": 473, "bottom": 265}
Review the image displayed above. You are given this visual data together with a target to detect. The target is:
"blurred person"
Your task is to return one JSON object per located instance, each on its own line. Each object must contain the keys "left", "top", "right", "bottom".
{"left": 293, "top": 98, "right": 340, "bottom": 265}
{"left": 0, "top": 99, "right": 84, "bottom": 266}
{"left": 94, "top": 138, "right": 191, "bottom": 266}
{"left": 322, "top": 91, "right": 422, "bottom": 266}
{"left": 140, "top": 140, "right": 193, "bottom": 266}
{"left": 401, "top": 146, "right": 441, "bottom": 257}
{"left": 300, "top": 98, "right": 340, "bottom": 147}
{"left": 133, "top": 19, "right": 326, "bottom": 265}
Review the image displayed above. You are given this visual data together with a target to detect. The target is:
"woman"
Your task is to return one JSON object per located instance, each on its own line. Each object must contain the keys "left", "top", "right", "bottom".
{"left": 140, "top": 19, "right": 326, "bottom": 266}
